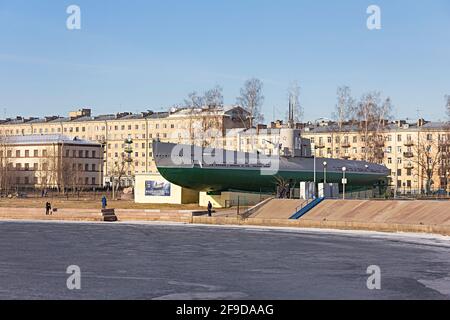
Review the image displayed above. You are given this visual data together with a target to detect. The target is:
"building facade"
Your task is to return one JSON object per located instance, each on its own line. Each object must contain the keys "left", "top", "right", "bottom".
{"left": 0, "top": 135, "right": 103, "bottom": 193}
{"left": 0, "top": 106, "right": 250, "bottom": 186}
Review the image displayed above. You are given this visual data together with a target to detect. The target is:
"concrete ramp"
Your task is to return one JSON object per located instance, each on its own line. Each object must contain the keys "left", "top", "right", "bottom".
{"left": 250, "top": 199, "right": 308, "bottom": 219}
{"left": 303, "top": 200, "right": 450, "bottom": 226}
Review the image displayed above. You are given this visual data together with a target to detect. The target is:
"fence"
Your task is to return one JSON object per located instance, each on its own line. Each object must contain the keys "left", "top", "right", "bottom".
{"left": 0, "top": 188, "right": 121, "bottom": 201}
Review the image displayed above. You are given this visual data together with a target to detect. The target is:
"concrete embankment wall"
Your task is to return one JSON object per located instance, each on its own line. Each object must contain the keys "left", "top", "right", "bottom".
{"left": 0, "top": 207, "right": 195, "bottom": 223}
{"left": 191, "top": 216, "right": 450, "bottom": 236}
{"left": 0, "top": 207, "right": 104, "bottom": 221}
{"left": 303, "top": 200, "right": 450, "bottom": 226}
{"left": 249, "top": 199, "right": 307, "bottom": 219}
{"left": 1, "top": 200, "right": 450, "bottom": 236}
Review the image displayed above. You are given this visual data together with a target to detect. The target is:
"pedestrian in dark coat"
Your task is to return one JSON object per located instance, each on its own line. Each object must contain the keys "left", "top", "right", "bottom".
{"left": 101, "top": 196, "right": 107, "bottom": 209}
{"left": 45, "top": 202, "right": 52, "bottom": 215}
{"left": 207, "top": 201, "right": 213, "bottom": 217}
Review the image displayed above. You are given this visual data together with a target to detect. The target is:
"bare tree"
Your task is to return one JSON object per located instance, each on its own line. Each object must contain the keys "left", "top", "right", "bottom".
{"left": 183, "top": 85, "right": 224, "bottom": 109}
{"left": 60, "top": 156, "right": 75, "bottom": 194}
{"left": 181, "top": 86, "right": 224, "bottom": 145}
{"left": 204, "top": 85, "right": 224, "bottom": 107}
{"left": 236, "top": 78, "right": 264, "bottom": 128}
{"left": 110, "top": 155, "right": 131, "bottom": 200}
{"left": 328, "top": 86, "right": 356, "bottom": 159}
{"left": 446, "top": 95, "right": 450, "bottom": 120}
{"left": 414, "top": 132, "right": 442, "bottom": 194}
{"left": 355, "top": 92, "right": 392, "bottom": 162}
{"left": 0, "top": 139, "right": 15, "bottom": 196}
{"left": 332, "top": 86, "right": 355, "bottom": 127}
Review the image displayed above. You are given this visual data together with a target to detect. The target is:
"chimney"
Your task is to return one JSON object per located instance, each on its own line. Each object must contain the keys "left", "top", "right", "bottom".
{"left": 417, "top": 118, "right": 427, "bottom": 127}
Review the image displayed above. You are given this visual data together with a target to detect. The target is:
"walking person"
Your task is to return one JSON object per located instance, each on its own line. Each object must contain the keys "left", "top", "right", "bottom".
{"left": 101, "top": 196, "right": 107, "bottom": 209}
{"left": 207, "top": 201, "right": 213, "bottom": 217}
{"left": 45, "top": 202, "right": 52, "bottom": 215}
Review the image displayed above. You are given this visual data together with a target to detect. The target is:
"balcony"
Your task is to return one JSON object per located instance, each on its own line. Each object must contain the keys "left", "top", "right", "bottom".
{"left": 403, "top": 152, "right": 414, "bottom": 158}
{"left": 341, "top": 142, "right": 351, "bottom": 148}
{"left": 342, "top": 153, "right": 351, "bottom": 159}
{"left": 404, "top": 162, "right": 414, "bottom": 169}
{"left": 404, "top": 140, "right": 414, "bottom": 147}
{"left": 315, "top": 143, "right": 326, "bottom": 149}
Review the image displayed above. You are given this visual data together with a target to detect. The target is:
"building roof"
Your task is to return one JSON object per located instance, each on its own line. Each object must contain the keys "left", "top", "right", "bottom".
{"left": 0, "top": 135, "right": 101, "bottom": 146}
{"left": 0, "top": 106, "right": 247, "bottom": 126}
{"left": 302, "top": 120, "right": 450, "bottom": 134}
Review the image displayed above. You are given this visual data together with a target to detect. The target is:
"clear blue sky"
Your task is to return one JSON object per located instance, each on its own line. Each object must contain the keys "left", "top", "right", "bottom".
{"left": 1, "top": 0, "right": 449, "bottom": 122}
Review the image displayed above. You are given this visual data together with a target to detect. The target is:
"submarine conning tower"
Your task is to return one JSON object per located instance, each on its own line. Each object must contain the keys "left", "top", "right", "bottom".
{"left": 279, "top": 128, "right": 312, "bottom": 158}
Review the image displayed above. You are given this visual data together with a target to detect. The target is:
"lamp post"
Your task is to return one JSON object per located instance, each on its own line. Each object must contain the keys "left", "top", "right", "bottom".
{"left": 311, "top": 143, "right": 316, "bottom": 185}
{"left": 311, "top": 143, "right": 317, "bottom": 198}
{"left": 323, "top": 161, "right": 327, "bottom": 184}
{"left": 342, "top": 167, "right": 347, "bottom": 200}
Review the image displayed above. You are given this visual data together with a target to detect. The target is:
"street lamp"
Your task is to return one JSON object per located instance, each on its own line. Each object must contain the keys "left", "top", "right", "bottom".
{"left": 323, "top": 161, "right": 328, "bottom": 184}
{"left": 311, "top": 142, "right": 317, "bottom": 198}
{"left": 311, "top": 143, "right": 316, "bottom": 185}
{"left": 342, "top": 167, "right": 347, "bottom": 200}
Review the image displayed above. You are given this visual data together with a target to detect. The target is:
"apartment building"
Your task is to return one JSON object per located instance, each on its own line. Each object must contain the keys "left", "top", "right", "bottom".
{"left": 225, "top": 119, "right": 450, "bottom": 195}
{"left": 0, "top": 106, "right": 250, "bottom": 186}
{"left": 0, "top": 135, "right": 103, "bottom": 191}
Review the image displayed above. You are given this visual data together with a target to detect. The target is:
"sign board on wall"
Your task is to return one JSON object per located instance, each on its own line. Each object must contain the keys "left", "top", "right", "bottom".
{"left": 145, "top": 181, "right": 171, "bottom": 197}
